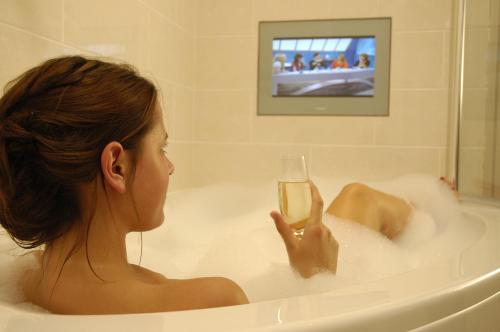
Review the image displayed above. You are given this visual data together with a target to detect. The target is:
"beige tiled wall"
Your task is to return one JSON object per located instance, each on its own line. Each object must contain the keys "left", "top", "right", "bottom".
{"left": 1, "top": 0, "right": 478, "bottom": 192}
{"left": 192, "top": 0, "right": 455, "bottom": 187}
{"left": 0, "top": 0, "right": 195, "bottom": 191}
{"left": 459, "top": 0, "right": 499, "bottom": 197}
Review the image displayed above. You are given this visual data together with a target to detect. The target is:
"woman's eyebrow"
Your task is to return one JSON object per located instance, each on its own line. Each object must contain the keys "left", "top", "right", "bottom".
{"left": 164, "top": 132, "right": 169, "bottom": 142}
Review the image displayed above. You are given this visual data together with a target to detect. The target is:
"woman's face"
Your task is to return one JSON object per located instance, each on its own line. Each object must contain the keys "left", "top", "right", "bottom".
{"left": 130, "top": 103, "right": 174, "bottom": 231}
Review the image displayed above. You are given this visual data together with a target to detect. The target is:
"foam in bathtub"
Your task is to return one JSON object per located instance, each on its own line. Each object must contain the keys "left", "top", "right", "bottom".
{"left": 0, "top": 174, "right": 468, "bottom": 310}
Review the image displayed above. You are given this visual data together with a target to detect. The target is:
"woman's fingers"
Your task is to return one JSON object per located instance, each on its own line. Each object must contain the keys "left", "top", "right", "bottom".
{"left": 308, "top": 181, "right": 324, "bottom": 225}
{"left": 270, "top": 211, "right": 298, "bottom": 251}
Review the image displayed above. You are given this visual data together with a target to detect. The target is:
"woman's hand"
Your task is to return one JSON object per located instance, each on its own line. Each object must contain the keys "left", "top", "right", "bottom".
{"left": 270, "top": 182, "right": 338, "bottom": 278}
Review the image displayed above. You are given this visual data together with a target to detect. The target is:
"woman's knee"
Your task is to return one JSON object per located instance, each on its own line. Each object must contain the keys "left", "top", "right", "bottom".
{"left": 327, "top": 183, "right": 374, "bottom": 216}
{"left": 338, "top": 183, "right": 372, "bottom": 200}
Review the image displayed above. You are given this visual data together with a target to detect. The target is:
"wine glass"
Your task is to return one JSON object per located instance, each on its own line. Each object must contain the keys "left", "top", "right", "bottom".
{"left": 277, "top": 154, "right": 312, "bottom": 237}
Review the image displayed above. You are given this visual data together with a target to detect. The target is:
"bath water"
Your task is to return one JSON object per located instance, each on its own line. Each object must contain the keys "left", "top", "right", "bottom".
{"left": 0, "top": 174, "right": 467, "bottom": 308}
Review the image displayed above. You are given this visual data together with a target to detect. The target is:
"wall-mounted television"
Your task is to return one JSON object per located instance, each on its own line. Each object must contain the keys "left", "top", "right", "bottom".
{"left": 258, "top": 18, "right": 391, "bottom": 116}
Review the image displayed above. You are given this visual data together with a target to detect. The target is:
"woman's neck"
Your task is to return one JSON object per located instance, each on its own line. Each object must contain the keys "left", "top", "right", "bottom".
{"left": 43, "top": 205, "right": 130, "bottom": 281}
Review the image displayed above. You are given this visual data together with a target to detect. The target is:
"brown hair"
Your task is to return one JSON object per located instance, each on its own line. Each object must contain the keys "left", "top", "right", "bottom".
{"left": 0, "top": 56, "right": 157, "bottom": 250}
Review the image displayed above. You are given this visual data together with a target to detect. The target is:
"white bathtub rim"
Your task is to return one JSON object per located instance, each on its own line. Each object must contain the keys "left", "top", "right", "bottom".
{"left": 0, "top": 201, "right": 499, "bottom": 332}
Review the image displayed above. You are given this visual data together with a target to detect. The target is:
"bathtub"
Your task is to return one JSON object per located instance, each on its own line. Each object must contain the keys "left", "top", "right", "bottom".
{"left": 0, "top": 185, "right": 499, "bottom": 332}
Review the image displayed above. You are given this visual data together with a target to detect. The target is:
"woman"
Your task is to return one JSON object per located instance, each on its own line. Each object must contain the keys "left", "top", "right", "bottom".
{"left": 0, "top": 56, "right": 339, "bottom": 314}
{"left": 332, "top": 53, "right": 349, "bottom": 69}
{"left": 0, "top": 56, "right": 437, "bottom": 314}
{"left": 354, "top": 53, "right": 370, "bottom": 68}
{"left": 272, "top": 53, "right": 287, "bottom": 74}
{"left": 291, "top": 53, "right": 305, "bottom": 72}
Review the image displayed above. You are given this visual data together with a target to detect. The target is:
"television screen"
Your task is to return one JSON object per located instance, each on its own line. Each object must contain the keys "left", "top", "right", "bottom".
{"left": 271, "top": 36, "right": 376, "bottom": 97}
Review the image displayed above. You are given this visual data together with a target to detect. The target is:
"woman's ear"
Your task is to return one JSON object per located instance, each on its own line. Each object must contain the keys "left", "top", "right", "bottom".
{"left": 100, "top": 142, "right": 128, "bottom": 194}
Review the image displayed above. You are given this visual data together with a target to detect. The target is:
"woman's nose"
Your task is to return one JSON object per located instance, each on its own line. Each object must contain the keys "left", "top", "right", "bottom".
{"left": 169, "top": 161, "right": 175, "bottom": 175}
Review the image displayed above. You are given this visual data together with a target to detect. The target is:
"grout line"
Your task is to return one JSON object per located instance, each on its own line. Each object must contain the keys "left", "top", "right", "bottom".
{"left": 248, "top": 92, "right": 253, "bottom": 142}
{"left": 61, "top": 0, "right": 65, "bottom": 42}
{"left": 391, "top": 88, "right": 448, "bottom": 92}
{"left": 0, "top": 21, "right": 68, "bottom": 48}
{"left": 308, "top": 145, "right": 314, "bottom": 176}
{"left": 196, "top": 34, "right": 256, "bottom": 39}
{"left": 145, "top": 6, "right": 151, "bottom": 72}
{"left": 0, "top": 21, "right": 99, "bottom": 57}
{"left": 438, "top": 148, "right": 443, "bottom": 176}
{"left": 197, "top": 88, "right": 257, "bottom": 92}
{"left": 136, "top": 0, "right": 193, "bottom": 35}
{"left": 442, "top": 30, "right": 448, "bottom": 90}
{"left": 393, "top": 29, "right": 453, "bottom": 34}
{"left": 168, "top": 140, "right": 448, "bottom": 150}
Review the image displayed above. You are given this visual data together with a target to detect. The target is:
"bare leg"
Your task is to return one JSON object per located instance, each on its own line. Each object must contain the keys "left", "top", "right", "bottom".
{"left": 326, "top": 183, "right": 412, "bottom": 239}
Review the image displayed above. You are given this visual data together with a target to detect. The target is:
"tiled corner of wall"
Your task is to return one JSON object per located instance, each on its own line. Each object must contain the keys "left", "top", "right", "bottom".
{"left": 0, "top": 0, "right": 463, "bottom": 189}
{"left": 0, "top": 0, "right": 197, "bottom": 191}
{"left": 192, "top": 0, "right": 453, "bottom": 186}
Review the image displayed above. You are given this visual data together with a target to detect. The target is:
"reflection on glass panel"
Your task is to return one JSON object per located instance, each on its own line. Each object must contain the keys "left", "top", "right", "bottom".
{"left": 458, "top": 0, "right": 500, "bottom": 200}
{"left": 296, "top": 39, "right": 312, "bottom": 51}
{"left": 336, "top": 38, "right": 352, "bottom": 51}
{"left": 324, "top": 38, "right": 340, "bottom": 51}
{"left": 280, "top": 39, "right": 297, "bottom": 51}
{"left": 310, "top": 38, "right": 327, "bottom": 51}
{"left": 272, "top": 40, "right": 280, "bottom": 51}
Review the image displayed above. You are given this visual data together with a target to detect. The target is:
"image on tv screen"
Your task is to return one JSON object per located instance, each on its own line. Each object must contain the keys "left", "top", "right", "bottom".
{"left": 271, "top": 36, "right": 376, "bottom": 97}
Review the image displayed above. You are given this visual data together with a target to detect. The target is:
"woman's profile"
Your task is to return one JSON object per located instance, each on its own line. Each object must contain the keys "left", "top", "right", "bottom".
{"left": 0, "top": 56, "right": 339, "bottom": 314}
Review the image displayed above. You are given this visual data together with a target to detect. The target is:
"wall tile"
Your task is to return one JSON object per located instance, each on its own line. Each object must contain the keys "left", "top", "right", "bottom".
{"left": 0, "top": 0, "right": 63, "bottom": 41}
{"left": 463, "top": 28, "right": 494, "bottom": 89}
{"left": 438, "top": 148, "right": 449, "bottom": 179}
{"left": 460, "top": 88, "right": 495, "bottom": 147}
{"left": 64, "top": 0, "right": 149, "bottom": 70}
{"left": 175, "top": 0, "right": 195, "bottom": 34}
{"left": 465, "top": 0, "right": 496, "bottom": 28}
{"left": 194, "top": 90, "right": 251, "bottom": 142}
{"left": 196, "top": 36, "right": 256, "bottom": 89}
{"left": 142, "top": 0, "right": 175, "bottom": 23}
{"left": 458, "top": 147, "right": 486, "bottom": 196}
{"left": 191, "top": 143, "right": 311, "bottom": 186}
{"left": 0, "top": 25, "right": 66, "bottom": 92}
{"left": 149, "top": 12, "right": 194, "bottom": 87}
{"left": 379, "top": 0, "right": 452, "bottom": 31}
{"left": 252, "top": 114, "right": 374, "bottom": 145}
{"left": 254, "top": 0, "right": 379, "bottom": 23}
{"left": 391, "top": 31, "right": 447, "bottom": 89}
{"left": 197, "top": 0, "right": 252, "bottom": 37}
{"left": 310, "top": 146, "right": 441, "bottom": 181}
{"left": 153, "top": 78, "right": 175, "bottom": 138}
{"left": 144, "top": 0, "right": 195, "bottom": 33}
{"left": 374, "top": 90, "right": 448, "bottom": 146}
{"left": 171, "top": 85, "right": 194, "bottom": 141}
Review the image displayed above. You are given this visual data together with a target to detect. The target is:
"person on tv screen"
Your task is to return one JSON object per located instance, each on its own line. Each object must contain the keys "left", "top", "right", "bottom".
{"left": 291, "top": 53, "right": 305, "bottom": 72}
{"left": 309, "top": 53, "right": 325, "bottom": 70}
{"left": 354, "top": 53, "right": 370, "bottom": 68}
{"left": 332, "top": 54, "right": 349, "bottom": 69}
{"left": 272, "top": 53, "right": 287, "bottom": 74}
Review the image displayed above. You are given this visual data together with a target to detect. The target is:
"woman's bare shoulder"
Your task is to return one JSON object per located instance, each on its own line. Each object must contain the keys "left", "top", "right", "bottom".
{"left": 29, "top": 263, "right": 248, "bottom": 314}
{"left": 64, "top": 276, "right": 248, "bottom": 314}
{"left": 161, "top": 276, "right": 249, "bottom": 310}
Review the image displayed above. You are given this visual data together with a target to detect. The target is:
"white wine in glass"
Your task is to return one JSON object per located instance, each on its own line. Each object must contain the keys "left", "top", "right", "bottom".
{"left": 278, "top": 155, "right": 312, "bottom": 237}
